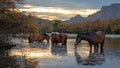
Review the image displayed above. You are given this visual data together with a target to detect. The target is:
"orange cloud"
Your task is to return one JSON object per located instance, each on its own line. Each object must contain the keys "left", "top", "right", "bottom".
{"left": 19, "top": 4, "right": 99, "bottom": 20}
{"left": 37, "top": 15, "right": 58, "bottom": 20}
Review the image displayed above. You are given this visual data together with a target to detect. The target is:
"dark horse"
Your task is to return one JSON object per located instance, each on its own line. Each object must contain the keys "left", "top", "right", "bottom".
{"left": 74, "top": 31, "right": 105, "bottom": 53}
{"left": 51, "top": 33, "right": 67, "bottom": 47}
{"left": 28, "top": 32, "right": 50, "bottom": 43}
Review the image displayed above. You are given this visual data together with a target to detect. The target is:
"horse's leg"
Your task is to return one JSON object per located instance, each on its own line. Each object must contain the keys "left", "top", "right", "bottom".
{"left": 94, "top": 43, "right": 99, "bottom": 53}
{"left": 47, "top": 39, "right": 49, "bottom": 44}
{"left": 28, "top": 37, "right": 32, "bottom": 43}
{"left": 45, "top": 38, "right": 49, "bottom": 44}
{"left": 51, "top": 41, "right": 54, "bottom": 46}
{"left": 39, "top": 40, "right": 41, "bottom": 42}
{"left": 61, "top": 42, "right": 64, "bottom": 47}
{"left": 94, "top": 44, "right": 96, "bottom": 52}
{"left": 62, "top": 40, "right": 66, "bottom": 48}
{"left": 55, "top": 43, "right": 57, "bottom": 46}
{"left": 74, "top": 44, "right": 77, "bottom": 52}
{"left": 64, "top": 36, "right": 67, "bottom": 48}
{"left": 100, "top": 41, "right": 104, "bottom": 53}
{"left": 90, "top": 45, "right": 92, "bottom": 53}
{"left": 96, "top": 43, "right": 99, "bottom": 52}
{"left": 61, "top": 40, "right": 64, "bottom": 45}
{"left": 75, "top": 45, "right": 77, "bottom": 52}
{"left": 89, "top": 41, "right": 92, "bottom": 53}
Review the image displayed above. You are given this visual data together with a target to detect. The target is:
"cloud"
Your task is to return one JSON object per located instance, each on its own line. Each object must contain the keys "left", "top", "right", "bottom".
{"left": 24, "top": 0, "right": 101, "bottom": 9}
{"left": 19, "top": 4, "right": 99, "bottom": 20}
{"left": 37, "top": 15, "right": 58, "bottom": 20}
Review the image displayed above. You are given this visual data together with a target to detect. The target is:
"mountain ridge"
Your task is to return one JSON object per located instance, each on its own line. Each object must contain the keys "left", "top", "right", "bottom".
{"left": 66, "top": 3, "right": 120, "bottom": 22}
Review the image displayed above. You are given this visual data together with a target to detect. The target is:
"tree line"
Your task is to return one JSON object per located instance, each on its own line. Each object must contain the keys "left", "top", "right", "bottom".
{"left": 39, "top": 18, "right": 120, "bottom": 34}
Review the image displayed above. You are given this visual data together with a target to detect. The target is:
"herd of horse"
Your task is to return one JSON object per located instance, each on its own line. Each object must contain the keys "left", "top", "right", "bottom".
{"left": 28, "top": 31, "right": 105, "bottom": 53}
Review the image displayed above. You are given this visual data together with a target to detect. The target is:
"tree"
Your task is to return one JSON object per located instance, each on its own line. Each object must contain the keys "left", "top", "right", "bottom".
{"left": 0, "top": 0, "right": 39, "bottom": 34}
{"left": 110, "top": 18, "right": 120, "bottom": 34}
{"left": 0, "top": 0, "right": 39, "bottom": 51}
{"left": 52, "top": 20, "right": 62, "bottom": 31}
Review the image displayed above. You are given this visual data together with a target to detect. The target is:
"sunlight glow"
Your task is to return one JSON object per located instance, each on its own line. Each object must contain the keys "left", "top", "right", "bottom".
{"left": 37, "top": 15, "right": 58, "bottom": 20}
{"left": 29, "top": 52, "right": 44, "bottom": 57}
{"left": 19, "top": 4, "right": 99, "bottom": 20}
{"left": 20, "top": 7, "right": 98, "bottom": 16}
{"left": 10, "top": 49, "right": 53, "bottom": 58}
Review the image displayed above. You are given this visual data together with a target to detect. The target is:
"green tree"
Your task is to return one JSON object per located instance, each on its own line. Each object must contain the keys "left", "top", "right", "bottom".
{"left": 52, "top": 20, "right": 62, "bottom": 31}
{"left": 0, "top": 0, "right": 39, "bottom": 34}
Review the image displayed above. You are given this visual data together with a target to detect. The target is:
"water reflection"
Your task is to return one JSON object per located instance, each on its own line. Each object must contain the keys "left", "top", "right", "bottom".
{"left": 29, "top": 42, "right": 49, "bottom": 48}
{"left": 1, "top": 38, "right": 120, "bottom": 68}
{"left": 74, "top": 49, "right": 105, "bottom": 65}
{"left": 51, "top": 44, "right": 67, "bottom": 56}
{"left": 105, "top": 38, "right": 120, "bottom": 50}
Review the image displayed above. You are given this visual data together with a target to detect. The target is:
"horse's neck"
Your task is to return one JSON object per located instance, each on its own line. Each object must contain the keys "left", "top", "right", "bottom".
{"left": 81, "top": 34, "right": 92, "bottom": 41}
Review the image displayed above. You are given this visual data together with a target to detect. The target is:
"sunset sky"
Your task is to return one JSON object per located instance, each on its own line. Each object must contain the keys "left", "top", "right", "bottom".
{"left": 18, "top": 0, "right": 120, "bottom": 21}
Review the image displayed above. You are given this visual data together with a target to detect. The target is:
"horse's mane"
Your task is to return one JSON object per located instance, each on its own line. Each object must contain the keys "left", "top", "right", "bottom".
{"left": 79, "top": 31, "right": 95, "bottom": 35}
{"left": 42, "top": 33, "right": 49, "bottom": 37}
{"left": 79, "top": 31, "right": 104, "bottom": 36}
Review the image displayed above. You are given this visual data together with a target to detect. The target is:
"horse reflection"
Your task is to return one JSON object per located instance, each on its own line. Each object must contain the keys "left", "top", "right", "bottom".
{"left": 74, "top": 50, "right": 105, "bottom": 65}
{"left": 51, "top": 44, "right": 67, "bottom": 56}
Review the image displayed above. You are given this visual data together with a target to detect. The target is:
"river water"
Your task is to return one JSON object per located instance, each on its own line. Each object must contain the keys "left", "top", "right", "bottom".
{"left": 2, "top": 38, "right": 120, "bottom": 68}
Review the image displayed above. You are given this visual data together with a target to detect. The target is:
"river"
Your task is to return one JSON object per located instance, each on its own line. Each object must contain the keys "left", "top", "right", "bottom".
{"left": 1, "top": 36, "right": 120, "bottom": 68}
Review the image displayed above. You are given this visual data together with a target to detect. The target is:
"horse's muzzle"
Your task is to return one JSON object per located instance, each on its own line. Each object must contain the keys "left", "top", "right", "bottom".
{"left": 74, "top": 43, "right": 77, "bottom": 46}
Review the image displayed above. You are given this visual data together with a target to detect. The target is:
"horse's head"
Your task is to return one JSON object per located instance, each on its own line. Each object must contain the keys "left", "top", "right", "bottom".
{"left": 74, "top": 34, "right": 82, "bottom": 47}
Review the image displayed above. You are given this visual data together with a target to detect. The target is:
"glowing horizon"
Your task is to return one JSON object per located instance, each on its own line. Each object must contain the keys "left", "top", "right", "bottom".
{"left": 19, "top": 4, "right": 99, "bottom": 20}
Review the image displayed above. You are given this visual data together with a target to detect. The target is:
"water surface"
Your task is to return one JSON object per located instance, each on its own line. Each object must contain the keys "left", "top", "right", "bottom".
{"left": 6, "top": 38, "right": 120, "bottom": 68}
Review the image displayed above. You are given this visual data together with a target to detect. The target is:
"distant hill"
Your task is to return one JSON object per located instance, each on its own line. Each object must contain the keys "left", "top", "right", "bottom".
{"left": 66, "top": 3, "right": 120, "bottom": 22}
{"left": 34, "top": 17, "right": 53, "bottom": 24}
{"left": 66, "top": 15, "right": 86, "bottom": 23}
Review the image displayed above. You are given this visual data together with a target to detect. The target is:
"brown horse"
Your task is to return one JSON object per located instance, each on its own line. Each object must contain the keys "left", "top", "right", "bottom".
{"left": 74, "top": 31, "right": 105, "bottom": 53}
{"left": 51, "top": 33, "right": 67, "bottom": 47}
{"left": 28, "top": 33, "right": 50, "bottom": 43}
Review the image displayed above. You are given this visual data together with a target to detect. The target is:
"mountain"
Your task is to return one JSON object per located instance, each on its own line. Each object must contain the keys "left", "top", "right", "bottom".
{"left": 34, "top": 17, "right": 53, "bottom": 24}
{"left": 87, "top": 3, "right": 120, "bottom": 20}
{"left": 66, "top": 3, "right": 120, "bottom": 22}
{"left": 66, "top": 15, "right": 86, "bottom": 22}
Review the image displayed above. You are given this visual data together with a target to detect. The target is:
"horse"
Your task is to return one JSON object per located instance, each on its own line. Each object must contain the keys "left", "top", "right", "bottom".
{"left": 74, "top": 31, "right": 105, "bottom": 53}
{"left": 28, "top": 32, "right": 50, "bottom": 43}
{"left": 51, "top": 33, "right": 67, "bottom": 48}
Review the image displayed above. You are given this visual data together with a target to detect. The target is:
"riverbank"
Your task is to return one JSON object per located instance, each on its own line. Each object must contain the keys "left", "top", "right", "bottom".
{"left": 66, "top": 34, "right": 120, "bottom": 39}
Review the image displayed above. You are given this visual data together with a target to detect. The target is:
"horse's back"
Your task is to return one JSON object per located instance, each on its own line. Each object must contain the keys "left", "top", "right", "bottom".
{"left": 51, "top": 33, "right": 60, "bottom": 42}
{"left": 30, "top": 34, "right": 37, "bottom": 40}
{"left": 96, "top": 31, "right": 105, "bottom": 38}
{"left": 29, "top": 33, "right": 49, "bottom": 42}
{"left": 59, "top": 33, "right": 67, "bottom": 38}
{"left": 93, "top": 31, "right": 105, "bottom": 43}
{"left": 51, "top": 33, "right": 67, "bottom": 45}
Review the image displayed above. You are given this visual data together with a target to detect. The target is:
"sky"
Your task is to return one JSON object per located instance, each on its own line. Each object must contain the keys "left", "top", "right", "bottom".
{"left": 18, "top": 0, "right": 120, "bottom": 21}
